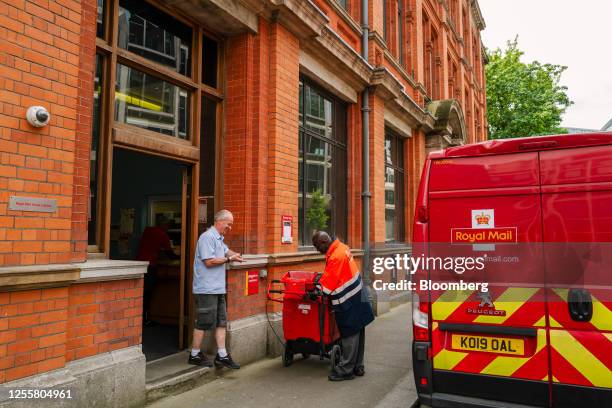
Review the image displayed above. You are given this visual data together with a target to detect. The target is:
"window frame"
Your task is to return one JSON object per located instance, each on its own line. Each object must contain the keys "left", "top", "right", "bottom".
{"left": 298, "top": 78, "right": 348, "bottom": 247}
{"left": 384, "top": 129, "right": 406, "bottom": 243}
{"left": 90, "top": 0, "right": 224, "bottom": 253}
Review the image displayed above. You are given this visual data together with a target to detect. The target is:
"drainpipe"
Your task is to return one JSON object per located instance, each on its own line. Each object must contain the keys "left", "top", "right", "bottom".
{"left": 361, "top": 0, "right": 372, "bottom": 297}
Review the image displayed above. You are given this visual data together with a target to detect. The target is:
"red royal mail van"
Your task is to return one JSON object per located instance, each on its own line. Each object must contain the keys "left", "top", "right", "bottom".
{"left": 412, "top": 133, "right": 612, "bottom": 408}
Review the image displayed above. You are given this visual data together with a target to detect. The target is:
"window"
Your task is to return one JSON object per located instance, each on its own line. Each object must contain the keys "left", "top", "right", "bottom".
{"left": 97, "top": 0, "right": 105, "bottom": 38}
{"left": 298, "top": 80, "right": 347, "bottom": 246}
{"left": 202, "top": 34, "right": 218, "bottom": 88}
{"left": 91, "top": 0, "right": 222, "bottom": 252}
{"left": 118, "top": 0, "right": 192, "bottom": 76}
{"left": 448, "top": 56, "right": 459, "bottom": 99}
{"left": 89, "top": 54, "right": 104, "bottom": 245}
{"left": 114, "top": 64, "right": 191, "bottom": 138}
{"left": 423, "top": 13, "right": 440, "bottom": 100}
{"left": 385, "top": 130, "right": 405, "bottom": 242}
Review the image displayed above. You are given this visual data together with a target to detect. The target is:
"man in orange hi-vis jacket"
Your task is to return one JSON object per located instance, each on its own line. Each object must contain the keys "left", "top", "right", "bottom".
{"left": 312, "top": 231, "right": 375, "bottom": 381}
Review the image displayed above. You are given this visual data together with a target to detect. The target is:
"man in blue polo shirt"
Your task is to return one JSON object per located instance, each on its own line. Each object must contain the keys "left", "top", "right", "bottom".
{"left": 188, "top": 209, "right": 243, "bottom": 369}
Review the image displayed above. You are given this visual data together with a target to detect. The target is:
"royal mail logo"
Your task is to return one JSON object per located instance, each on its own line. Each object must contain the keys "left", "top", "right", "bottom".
{"left": 472, "top": 209, "right": 494, "bottom": 228}
{"left": 475, "top": 212, "right": 491, "bottom": 225}
{"left": 451, "top": 227, "right": 517, "bottom": 243}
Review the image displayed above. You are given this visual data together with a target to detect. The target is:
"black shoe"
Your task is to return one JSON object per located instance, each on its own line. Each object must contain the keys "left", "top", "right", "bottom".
{"left": 214, "top": 353, "right": 240, "bottom": 369}
{"left": 188, "top": 351, "right": 213, "bottom": 367}
{"left": 328, "top": 372, "right": 355, "bottom": 381}
{"left": 353, "top": 366, "right": 365, "bottom": 376}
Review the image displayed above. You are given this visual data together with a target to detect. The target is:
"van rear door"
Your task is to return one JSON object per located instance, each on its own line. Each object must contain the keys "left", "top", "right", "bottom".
{"left": 540, "top": 145, "right": 612, "bottom": 407}
{"left": 427, "top": 152, "right": 550, "bottom": 406}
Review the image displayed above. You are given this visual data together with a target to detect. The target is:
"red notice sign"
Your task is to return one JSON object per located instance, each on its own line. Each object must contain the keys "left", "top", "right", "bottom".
{"left": 245, "top": 270, "right": 259, "bottom": 296}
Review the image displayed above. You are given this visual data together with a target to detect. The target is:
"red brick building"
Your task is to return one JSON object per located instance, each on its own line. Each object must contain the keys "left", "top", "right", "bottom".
{"left": 0, "top": 0, "right": 486, "bottom": 404}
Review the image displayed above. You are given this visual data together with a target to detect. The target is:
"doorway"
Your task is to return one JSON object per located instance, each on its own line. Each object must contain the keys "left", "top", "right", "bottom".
{"left": 110, "top": 147, "right": 191, "bottom": 361}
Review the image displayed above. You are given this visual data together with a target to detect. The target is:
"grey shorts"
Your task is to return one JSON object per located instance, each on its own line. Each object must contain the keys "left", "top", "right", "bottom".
{"left": 194, "top": 294, "right": 227, "bottom": 330}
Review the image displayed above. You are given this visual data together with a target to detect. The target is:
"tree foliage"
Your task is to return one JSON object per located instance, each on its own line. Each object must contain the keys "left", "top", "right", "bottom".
{"left": 306, "top": 189, "right": 329, "bottom": 231}
{"left": 486, "top": 38, "right": 573, "bottom": 139}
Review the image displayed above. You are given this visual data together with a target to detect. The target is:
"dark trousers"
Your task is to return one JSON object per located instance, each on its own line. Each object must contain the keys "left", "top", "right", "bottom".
{"left": 333, "top": 328, "right": 365, "bottom": 376}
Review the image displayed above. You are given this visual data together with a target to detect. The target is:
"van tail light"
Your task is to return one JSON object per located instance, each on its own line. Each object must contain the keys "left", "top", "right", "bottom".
{"left": 413, "top": 293, "right": 430, "bottom": 341}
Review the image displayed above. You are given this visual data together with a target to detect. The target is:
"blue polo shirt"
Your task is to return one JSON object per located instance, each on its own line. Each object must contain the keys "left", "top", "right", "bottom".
{"left": 193, "top": 227, "right": 228, "bottom": 294}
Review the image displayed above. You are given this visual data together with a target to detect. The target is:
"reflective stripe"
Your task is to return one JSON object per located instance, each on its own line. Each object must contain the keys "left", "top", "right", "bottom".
{"left": 550, "top": 330, "right": 612, "bottom": 387}
{"left": 330, "top": 271, "right": 360, "bottom": 296}
{"left": 331, "top": 280, "right": 363, "bottom": 305}
{"left": 321, "top": 285, "right": 332, "bottom": 295}
{"left": 431, "top": 289, "right": 474, "bottom": 321}
{"left": 480, "top": 329, "right": 547, "bottom": 377}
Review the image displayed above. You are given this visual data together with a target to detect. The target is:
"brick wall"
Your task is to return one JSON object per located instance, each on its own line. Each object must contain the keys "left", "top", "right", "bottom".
{"left": 0, "top": 0, "right": 93, "bottom": 266}
{"left": 66, "top": 279, "right": 142, "bottom": 362}
{"left": 266, "top": 22, "right": 300, "bottom": 254}
{"left": 0, "top": 279, "right": 142, "bottom": 384}
{"left": 368, "top": 93, "right": 386, "bottom": 245}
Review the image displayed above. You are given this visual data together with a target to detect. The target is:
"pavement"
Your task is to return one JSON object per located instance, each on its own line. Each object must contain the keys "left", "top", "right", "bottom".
{"left": 148, "top": 302, "right": 418, "bottom": 408}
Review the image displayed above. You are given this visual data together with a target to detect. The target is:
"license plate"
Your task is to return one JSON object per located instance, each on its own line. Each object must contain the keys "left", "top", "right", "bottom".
{"left": 451, "top": 334, "right": 524, "bottom": 356}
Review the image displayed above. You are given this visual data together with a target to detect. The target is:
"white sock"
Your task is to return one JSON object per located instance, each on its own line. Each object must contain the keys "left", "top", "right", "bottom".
{"left": 218, "top": 348, "right": 227, "bottom": 357}
{"left": 191, "top": 348, "right": 200, "bottom": 357}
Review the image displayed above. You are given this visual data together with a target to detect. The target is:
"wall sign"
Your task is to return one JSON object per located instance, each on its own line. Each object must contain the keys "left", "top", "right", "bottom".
{"left": 281, "top": 215, "right": 293, "bottom": 244}
{"left": 9, "top": 196, "right": 57, "bottom": 213}
{"left": 245, "top": 270, "right": 259, "bottom": 296}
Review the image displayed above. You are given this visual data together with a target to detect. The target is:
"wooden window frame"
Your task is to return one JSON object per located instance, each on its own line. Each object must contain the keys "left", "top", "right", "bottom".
{"left": 384, "top": 129, "right": 406, "bottom": 243}
{"left": 298, "top": 78, "right": 348, "bottom": 247}
{"left": 91, "top": 0, "right": 225, "bottom": 255}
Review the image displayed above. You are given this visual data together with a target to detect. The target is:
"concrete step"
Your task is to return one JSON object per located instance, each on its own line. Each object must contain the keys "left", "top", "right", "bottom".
{"left": 145, "top": 351, "right": 218, "bottom": 405}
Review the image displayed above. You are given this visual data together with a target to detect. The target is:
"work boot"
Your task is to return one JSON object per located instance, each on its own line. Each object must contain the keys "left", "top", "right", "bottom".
{"left": 188, "top": 351, "right": 213, "bottom": 367}
{"left": 353, "top": 366, "right": 365, "bottom": 376}
{"left": 214, "top": 353, "right": 240, "bottom": 369}
{"left": 328, "top": 372, "right": 355, "bottom": 381}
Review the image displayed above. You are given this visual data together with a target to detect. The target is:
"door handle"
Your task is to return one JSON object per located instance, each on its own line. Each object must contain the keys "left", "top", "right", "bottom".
{"left": 567, "top": 288, "right": 593, "bottom": 322}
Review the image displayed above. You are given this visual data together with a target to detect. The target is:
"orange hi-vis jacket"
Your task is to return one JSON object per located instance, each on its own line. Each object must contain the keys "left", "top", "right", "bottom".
{"left": 320, "top": 239, "right": 375, "bottom": 338}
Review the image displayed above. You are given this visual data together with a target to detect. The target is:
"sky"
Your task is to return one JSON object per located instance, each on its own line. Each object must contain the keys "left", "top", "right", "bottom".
{"left": 478, "top": 0, "right": 612, "bottom": 130}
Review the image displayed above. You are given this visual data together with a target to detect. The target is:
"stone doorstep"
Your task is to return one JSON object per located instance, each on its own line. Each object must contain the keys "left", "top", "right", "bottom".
{"left": 144, "top": 351, "right": 218, "bottom": 405}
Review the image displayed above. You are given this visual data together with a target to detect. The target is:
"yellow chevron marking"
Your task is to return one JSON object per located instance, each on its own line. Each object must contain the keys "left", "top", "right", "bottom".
{"left": 432, "top": 321, "right": 468, "bottom": 370}
{"left": 432, "top": 290, "right": 474, "bottom": 321}
{"left": 591, "top": 294, "right": 612, "bottom": 331}
{"left": 550, "top": 331, "right": 612, "bottom": 387}
{"left": 480, "top": 329, "right": 547, "bottom": 377}
{"left": 434, "top": 348, "right": 468, "bottom": 370}
{"left": 549, "top": 315, "right": 562, "bottom": 328}
{"left": 552, "top": 376, "right": 559, "bottom": 383}
{"left": 534, "top": 316, "right": 546, "bottom": 327}
{"left": 474, "top": 287, "right": 539, "bottom": 324}
{"left": 603, "top": 333, "right": 612, "bottom": 342}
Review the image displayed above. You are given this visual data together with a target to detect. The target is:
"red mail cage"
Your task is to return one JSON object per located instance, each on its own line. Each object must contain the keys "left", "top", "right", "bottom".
{"left": 267, "top": 270, "right": 342, "bottom": 367}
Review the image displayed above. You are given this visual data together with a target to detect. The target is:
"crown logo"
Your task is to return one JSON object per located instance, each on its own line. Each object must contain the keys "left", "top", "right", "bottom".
{"left": 475, "top": 213, "right": 490, "bottom": 225}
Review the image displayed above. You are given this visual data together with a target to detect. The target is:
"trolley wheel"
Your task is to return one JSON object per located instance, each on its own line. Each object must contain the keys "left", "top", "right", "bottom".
{"left": 282, "top": 346, "right": 294, "bottom": 367}
{"left": 330, "top": 344, "right": 341, "bottom": 369}
{"left": 301, "top": 353, "right": 310, "bottom": 359}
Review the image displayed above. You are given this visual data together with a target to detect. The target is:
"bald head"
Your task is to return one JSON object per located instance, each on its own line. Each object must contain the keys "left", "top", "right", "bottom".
{"left": 312, "top": 231, "right": 332, "bottom": 254}
{"left": 214, "top": 209, "right": 234, "bottom": 236}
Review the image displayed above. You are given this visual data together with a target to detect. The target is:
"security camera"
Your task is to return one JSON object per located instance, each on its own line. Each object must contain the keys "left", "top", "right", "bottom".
{"left": 26, "top": 106, "right": 50, "bottom": 128}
